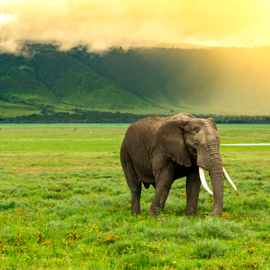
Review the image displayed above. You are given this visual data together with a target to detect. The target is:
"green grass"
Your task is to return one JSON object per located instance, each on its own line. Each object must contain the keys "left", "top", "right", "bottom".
{"left": 0, "top": 124, "right": 269, "bottom": 269}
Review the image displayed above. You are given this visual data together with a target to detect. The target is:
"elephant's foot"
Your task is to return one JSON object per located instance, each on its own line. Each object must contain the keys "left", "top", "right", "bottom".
{"left": 150, "top": 204, "right": 163, "bottom": 217}
{"left": 131, "top": 205, "right": 141, "bottom": 215}
{"left": 131, "top": 211, "right": 141, "bottom": 216}
{"left": 185, "top": 209, "right": 198, "bottom": 216}
{"left": 185, "top": 203, "right": 198, "bottom": 216}
{"left": 210, "top": 209, "right": 222, "bottom": 216}
{"left": 185, "top": 202, "right": 199, "bottom": 216}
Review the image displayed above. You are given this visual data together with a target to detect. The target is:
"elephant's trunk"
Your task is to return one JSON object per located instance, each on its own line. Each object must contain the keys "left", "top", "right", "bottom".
{"left": 200, "top": 143, "right": 224, "bottom": 216}
{"left": 208, "top": 163, "right": 224, "bottom": 216}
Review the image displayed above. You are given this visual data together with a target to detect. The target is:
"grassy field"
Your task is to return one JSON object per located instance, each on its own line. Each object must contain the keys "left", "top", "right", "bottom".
{"left": 0, "top": 123, "right": 269, "bottom": 269}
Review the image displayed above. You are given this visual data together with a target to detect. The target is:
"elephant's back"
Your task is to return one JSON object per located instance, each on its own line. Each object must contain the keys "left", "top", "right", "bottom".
{"left": 121, "top": 115, "right": 165, "bottom": 159}
{"left": 121, "top": 113, "right": 191, "bottom": 152}
{"left": 122, "top": 115, "right": 164, "bottom": 146}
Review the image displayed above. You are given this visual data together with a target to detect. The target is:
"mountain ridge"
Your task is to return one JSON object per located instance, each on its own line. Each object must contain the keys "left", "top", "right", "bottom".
{"left": 1, "top": 44, "right": 270, "bottom": 117}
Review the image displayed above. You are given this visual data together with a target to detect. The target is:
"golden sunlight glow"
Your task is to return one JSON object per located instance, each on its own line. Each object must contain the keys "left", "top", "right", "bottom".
{"left": 0, "top": 0, "right": 270, "bottom": 52}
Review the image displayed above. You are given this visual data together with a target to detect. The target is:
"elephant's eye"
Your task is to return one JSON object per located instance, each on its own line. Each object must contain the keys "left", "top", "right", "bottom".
{"left": 194, "top": 127, "right": 200, "bottom": 133}
{"left": 194, "top": 140, "right": 199, "bottom": 147}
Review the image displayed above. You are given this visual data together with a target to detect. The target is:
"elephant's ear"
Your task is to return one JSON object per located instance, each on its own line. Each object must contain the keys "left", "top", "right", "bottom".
{"left": 207, "top": 118, "right": 217, "bottom": 130}
{"left": 155, "top": 121, "right": 192, "bottom": 167}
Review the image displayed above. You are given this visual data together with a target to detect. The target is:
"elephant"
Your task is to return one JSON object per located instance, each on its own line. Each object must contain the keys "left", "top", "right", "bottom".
{"left": 120, "top": 112, "right": 237, "bottom": 216}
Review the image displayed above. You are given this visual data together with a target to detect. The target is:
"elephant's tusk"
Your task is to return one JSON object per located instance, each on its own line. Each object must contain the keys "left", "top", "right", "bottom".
{"left": 199, "top": 167, "right": 213, "bottom": 195}
{"left": 223, "top": 167, "right": 237, "bottom": 191}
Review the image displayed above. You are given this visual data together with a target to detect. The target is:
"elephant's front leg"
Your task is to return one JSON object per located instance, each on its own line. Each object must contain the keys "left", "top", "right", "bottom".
{"left": 186, "top": 168, "right": 201, "bottom": 216}
{"left": 151, "top": 162, "right": 175, "bottom": 215}
{"left": 150, "top": 184, "right": 173, "bottom": 215}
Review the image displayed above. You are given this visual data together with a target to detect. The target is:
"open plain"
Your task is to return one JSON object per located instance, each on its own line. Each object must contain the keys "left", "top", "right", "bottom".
{"left": 0, "top": 124, "right": 270, "bottom": 269}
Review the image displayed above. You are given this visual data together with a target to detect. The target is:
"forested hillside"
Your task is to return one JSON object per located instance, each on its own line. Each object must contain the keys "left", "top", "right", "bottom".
{"left": 1, "top": 44, "right": 270, "bottom": 119}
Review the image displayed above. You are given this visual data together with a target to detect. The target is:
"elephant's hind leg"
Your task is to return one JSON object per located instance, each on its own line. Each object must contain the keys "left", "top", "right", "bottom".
{"left": 186, "top": 169, "right": 201, "bottom": 216}
{"left": 130, "top": 181, "right": 142, "bottom": 215}
{"left": 121, "top": 153, "right": 141, "bottom": 215}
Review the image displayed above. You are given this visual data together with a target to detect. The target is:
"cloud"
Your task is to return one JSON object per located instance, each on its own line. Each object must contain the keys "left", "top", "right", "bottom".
{"left": 0, "top": 0, "right": 270, "bottom": 53}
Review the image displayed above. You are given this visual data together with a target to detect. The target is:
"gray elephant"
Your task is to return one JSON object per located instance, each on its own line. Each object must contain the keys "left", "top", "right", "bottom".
{"left": 120, "top": 113, "right": 236, "bottom": 216}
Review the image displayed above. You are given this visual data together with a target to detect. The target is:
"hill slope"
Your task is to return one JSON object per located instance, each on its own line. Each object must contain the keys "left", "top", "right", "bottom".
{"left": 1, "top": 44, "right": 270, "bottom": 116}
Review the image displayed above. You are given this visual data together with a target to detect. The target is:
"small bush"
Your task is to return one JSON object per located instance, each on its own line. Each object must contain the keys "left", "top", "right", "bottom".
{"left": 0, "top": 200, "right": 16, "bottom": 210}
{"left": 193, "top": 218, "right": 235, "bottom": 239}
{"left": 192, "top": 239, "right": 227, "bottom": 259}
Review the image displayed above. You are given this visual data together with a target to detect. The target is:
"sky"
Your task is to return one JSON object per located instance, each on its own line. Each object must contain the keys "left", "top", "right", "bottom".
{"left": 0, "top": 0, "right": 270, "bottom": 53}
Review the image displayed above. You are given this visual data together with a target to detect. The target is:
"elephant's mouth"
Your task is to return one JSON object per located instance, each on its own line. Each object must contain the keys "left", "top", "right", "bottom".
{"left": 187, "top": 146, "right": 197, "bottom": 161}
{"left": 199, "top": 167, "right": 237, "bottom": 195}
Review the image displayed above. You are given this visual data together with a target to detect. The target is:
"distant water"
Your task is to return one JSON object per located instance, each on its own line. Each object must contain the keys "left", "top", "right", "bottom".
{"left": 220, "top": 143, "right": 270, "bottom": 146}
